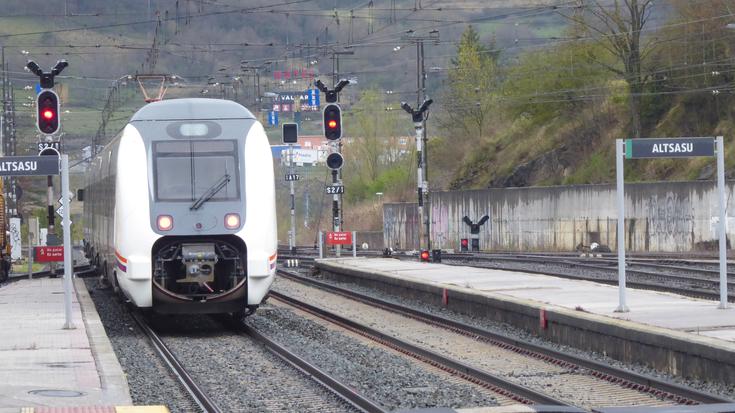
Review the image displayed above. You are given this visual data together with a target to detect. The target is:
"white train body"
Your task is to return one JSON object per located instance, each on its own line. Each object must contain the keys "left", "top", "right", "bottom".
{"left": 83, "top": 98, "right": 277, "bottom": 314}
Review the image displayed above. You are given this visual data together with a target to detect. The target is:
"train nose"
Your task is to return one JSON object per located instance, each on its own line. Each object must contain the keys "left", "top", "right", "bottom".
{"left": 184, "top": 213, "right": 217, "bottom": 231}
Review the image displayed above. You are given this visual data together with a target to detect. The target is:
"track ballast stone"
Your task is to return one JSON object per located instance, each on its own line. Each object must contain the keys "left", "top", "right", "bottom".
{"left": 249, "top": 305, "right": 499, "bottom": 411}
{"left": 290, "top": 270, "right": 735, "bottom": 400}
{"left": 83, "top": 278, "right": 200, "bottom": 413}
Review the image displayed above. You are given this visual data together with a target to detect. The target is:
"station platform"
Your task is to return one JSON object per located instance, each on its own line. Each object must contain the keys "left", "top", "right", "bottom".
{"left": 0, "top": 276, "right": 133, "bottom": 412}
{"left": 315, "top": 258, "right": 735, "bottom": 385}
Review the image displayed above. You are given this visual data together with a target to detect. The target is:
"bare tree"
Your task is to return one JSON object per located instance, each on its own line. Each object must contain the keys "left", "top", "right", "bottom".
{"left": 562, "top": 0, "right": 656, "bottom": 138}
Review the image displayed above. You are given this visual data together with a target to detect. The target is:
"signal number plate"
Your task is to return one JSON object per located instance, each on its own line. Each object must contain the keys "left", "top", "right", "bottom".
{"left": 325, "top": 185, "right": 344, "bottom": 194}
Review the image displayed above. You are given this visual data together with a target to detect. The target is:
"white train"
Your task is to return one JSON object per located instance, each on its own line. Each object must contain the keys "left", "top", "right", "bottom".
{"left": 82, "top": 98, "right": 277, "bottom": 315}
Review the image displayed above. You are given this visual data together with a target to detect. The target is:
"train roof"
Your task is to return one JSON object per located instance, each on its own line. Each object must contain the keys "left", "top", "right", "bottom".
{"left": 130, "top": 98, "right": 255, "bottom": 121}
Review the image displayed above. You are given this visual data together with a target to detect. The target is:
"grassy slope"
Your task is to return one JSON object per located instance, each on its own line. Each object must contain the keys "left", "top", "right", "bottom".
{"left": 446, "top": 92, "right": 735, "bottom": 190}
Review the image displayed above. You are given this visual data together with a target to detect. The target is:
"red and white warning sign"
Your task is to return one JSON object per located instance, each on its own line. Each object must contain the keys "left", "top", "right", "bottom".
{"left": 326, "top": 231, "right": 352, "bottom": 245}
{"left": 34, "top": 246, "right": 64, "bottom": 262}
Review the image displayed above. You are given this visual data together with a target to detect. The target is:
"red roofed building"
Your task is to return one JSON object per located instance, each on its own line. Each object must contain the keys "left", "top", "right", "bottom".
{"left": 297, "top": 135, "right": 328, "bottom": 151}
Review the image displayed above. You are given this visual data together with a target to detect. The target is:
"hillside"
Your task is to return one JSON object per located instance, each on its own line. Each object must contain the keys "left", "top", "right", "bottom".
{"left": 430, "top": 1, "right": 735, "bottom": 192}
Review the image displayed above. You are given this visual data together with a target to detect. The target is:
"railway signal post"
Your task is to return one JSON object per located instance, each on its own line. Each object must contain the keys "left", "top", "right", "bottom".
{"left": 402, "top": 99, "right": 433, "bottom": 260}
{"left": 283, "top": 123, "right": 299, "bottom": 252}
{"left": 27, "top": 59, "right": 68, "bottom": 276}
{"left": 316, "top": 79, "right": 349, "bottom": 257}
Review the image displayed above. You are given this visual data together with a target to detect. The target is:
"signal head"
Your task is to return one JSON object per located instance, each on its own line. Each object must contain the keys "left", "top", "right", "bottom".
{"left": 36, "top": 90, "right": 60, "bottom": 135}
{"left": 323, "top": 103, "right": 342, "bottom": 140}
{"left": 282, "top": 123, "right": 298, "bottom": 144}
{"left": 326, "top": 152, "right": 344, "bottom": 170}
{"left": 420, "top": 250, "right": 431, "bottom": 262}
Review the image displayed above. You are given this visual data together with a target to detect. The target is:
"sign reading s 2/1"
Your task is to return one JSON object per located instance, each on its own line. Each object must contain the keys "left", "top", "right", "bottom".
{"left": 285, "top": 174, "right": 301, "bottom": 181}
{"left": 326, "top": 231, "right": 352, "bottom": 245}
{"left": 38, "top": 141, "right": 61, "bottom": 153}
{"left": 625, "top": 137, "right": 715, "bottom": 159}
{"left": 325, "top": 185, "right": 344, "bottom": 194}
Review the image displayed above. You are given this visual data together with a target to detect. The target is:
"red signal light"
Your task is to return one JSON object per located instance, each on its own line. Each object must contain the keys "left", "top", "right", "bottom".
{"left": 36, "top": 90, "right": 60, "bottom": 135}
{"left": 323, "top": 103, "right": 342, "bottom": 140}
{"left": 420, "top": 250, "right": 430, "bottom": 262}
{"left": 460, "top": 238, "right": 469, "bottom": 252}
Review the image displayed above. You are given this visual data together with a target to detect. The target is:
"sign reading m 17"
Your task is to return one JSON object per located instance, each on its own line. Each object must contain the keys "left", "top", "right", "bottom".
{"left": 625, "top": 137, "right": 715, "bottom": 159}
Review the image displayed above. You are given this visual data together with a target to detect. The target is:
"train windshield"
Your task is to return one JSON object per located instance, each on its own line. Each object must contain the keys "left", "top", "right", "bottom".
{"left": 153, "top": 140, "right": 240, "bottom": 202}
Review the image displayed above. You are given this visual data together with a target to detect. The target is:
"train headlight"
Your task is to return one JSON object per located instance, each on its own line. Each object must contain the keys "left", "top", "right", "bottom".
{"left": 157, "top": 215, "right": 174, "bottom": 231}
{"left": 224, "top": 213, "right": 240, "bottom": 230}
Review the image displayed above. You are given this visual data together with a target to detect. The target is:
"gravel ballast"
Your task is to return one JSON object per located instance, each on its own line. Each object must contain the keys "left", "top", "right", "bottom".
{"left": 86, "top": 278, "right": 361, "bottom": 412}
{"left": 285, "top": 269, "right": 735, "bottom": 401}
{"left": 248, "top": 304, "right": 500, "bottom": 411}
{"left": 83, "top": 278, "right": 200, "bottom": 412}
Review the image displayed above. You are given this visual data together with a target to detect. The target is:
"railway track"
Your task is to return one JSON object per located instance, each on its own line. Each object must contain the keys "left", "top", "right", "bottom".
{"left": 278, "top": 248, "right": 734, "bottom": 302}
{"left": 275, "top": 268, "right": 733, "bottom": 409}
{"left": 437, "top": 253, "right": 735, "bottom": 302}
{"left": 129, "top": 310, "right": 223, "bottom": 413}
{"left": 240, "top": 323, "right": 388, "bottom": 413}
{"left": 130, "top": 306, "right": 385, "bottom": 413}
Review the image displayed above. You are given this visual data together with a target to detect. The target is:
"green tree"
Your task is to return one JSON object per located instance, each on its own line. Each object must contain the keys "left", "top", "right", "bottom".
{"left": 346, "top": 89, "right": 403, "bottom": 182}
{"left": 440, "top": 25, "right": 500, "bottom": 139}
{"left": 560, "top": 0, "right": 656, "bottom": 138}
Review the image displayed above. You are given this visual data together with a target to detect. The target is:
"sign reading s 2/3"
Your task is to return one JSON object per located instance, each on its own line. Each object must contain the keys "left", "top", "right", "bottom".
{"left": 326, "top": 231, "right": 352, "bottom": 245}
{"left": 625, "top": 137, "right": 715, "bottom": 159}
{"left": 0, "top": 156, "right": 60, "bottom": 176}
{"left": 325, "top": 185, "right": 344, "bottom": 194}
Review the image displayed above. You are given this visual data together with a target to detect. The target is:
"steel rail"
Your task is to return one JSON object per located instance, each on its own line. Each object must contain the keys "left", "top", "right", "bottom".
{"left": 468, "top": 253, "right": 735, "bottom": 281}
{"left": 428, "top": 256, "right": 735, "bottom": 303}
{"left": 268, "top": 285, "right": 570, "bottom": 407}
{"left": 129, "top": 311, "right": 223, "bottom": 413}
{"left": 278, "top": 269, "right": 733, "bottom": 406}
{"left": 241, "top": 324, "right": 388, "bottom": 413}
{"left": 275, "top": 249, "right": 734, "bottom": 300}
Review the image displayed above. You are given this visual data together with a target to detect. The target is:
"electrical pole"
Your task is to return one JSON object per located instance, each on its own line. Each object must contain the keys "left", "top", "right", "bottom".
{"left": 241, "top": 62, "right": 270, "bottom": 120}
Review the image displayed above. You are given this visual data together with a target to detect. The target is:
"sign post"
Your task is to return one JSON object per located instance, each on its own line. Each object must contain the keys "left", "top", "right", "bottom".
{"left": 615, "top": 139, "right": 628, "bottom": 312}
{"left": 618, "top": 137, "right": 727, "bottom": 310}
{"left": 0, "top": 154, "right": 74, "bottom": 327}
{"left": 716, "top": 137, "right": 728, "bottom": 309}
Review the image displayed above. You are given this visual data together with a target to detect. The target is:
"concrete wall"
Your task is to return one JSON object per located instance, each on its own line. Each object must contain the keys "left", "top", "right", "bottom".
{"left": 354, "top": 231, "right": 384, "bottom": 250}
{"left": 383, "top": 202, "right": 420, "bottom": 250}
{"left": 384, "top": 181, "right": 735, "bottom": 252}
